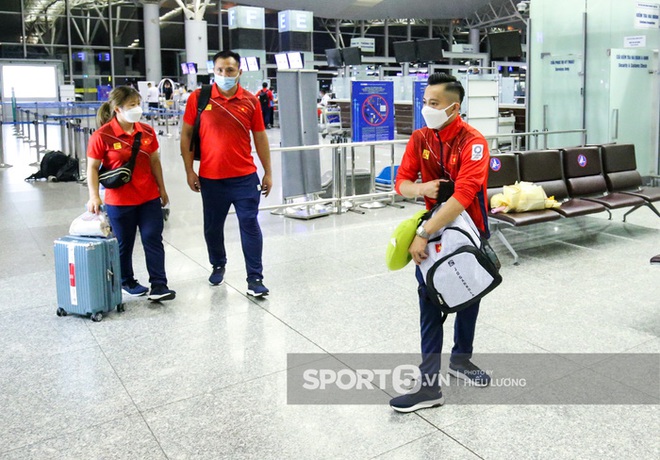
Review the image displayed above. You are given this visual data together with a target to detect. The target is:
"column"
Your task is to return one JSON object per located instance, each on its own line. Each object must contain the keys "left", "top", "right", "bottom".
{"left": 142, "top": 1, "right": 162, "bottom": 83}
{"left": 228, "top": 6, "right": 266, "bottom": 93}
{"left": 185, "top": 19, "right": 208, "bottom": 89}
{"left": 278, "top": 10, "right": 314, "bottom": 69}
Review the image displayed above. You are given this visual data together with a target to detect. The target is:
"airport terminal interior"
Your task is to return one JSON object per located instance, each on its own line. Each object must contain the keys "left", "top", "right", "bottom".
{"left": 1, "top": 0, "right": 659, "bottom": 459}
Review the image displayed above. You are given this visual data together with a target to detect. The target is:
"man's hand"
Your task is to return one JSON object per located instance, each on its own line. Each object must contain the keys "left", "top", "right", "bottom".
{"left": 409, "top": 236, "right": 429, "bottom": 265}
{"left": 186, "top": 170, "right": 200, "bottom": 193}
{"left": 261, "top": 173, "right": 272, "bottom": 197}
{"left": 419, "top": 179, "right": 441, "bottom": 198}
{"left": 160, "top": 190, "right": 170, "bottom": 207}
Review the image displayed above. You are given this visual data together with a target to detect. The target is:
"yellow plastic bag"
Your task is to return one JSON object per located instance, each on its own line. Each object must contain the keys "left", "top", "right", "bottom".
{"left": 490, "top": 181, "right": 560, "bottom": 213}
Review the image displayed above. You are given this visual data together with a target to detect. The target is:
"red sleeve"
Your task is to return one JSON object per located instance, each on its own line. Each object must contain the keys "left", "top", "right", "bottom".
{"left": 87, "top": 129, "right": 107, "bottom": 160}
{"left": 182, "top": 89, "right": 200, "bottom": 125}
{"left": 453, "top": 137, "right": 489, "bottom": 209}
{"left": 394, "top": 132, "right": 422, "bottom": 195}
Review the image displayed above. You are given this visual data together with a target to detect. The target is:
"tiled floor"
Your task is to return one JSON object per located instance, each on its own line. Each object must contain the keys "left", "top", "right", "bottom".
{"left": 0, "top": 122, "right": 658, "bottom": 459}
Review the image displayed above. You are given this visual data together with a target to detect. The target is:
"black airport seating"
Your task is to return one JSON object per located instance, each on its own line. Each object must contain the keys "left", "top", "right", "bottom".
{"left": 487, "top": 153, "right": 562, "bottom": 264}
{"left": 561, "top": 146, "right": 646, "bottom": 214}
{"left": 517, "top": 149, "right": 610, "bottom": 218}
{"left": 600, "top": 144, "right": 660, "bottom": 221}
{"left": 487, "top": 144, "right": 657, "bottom": 264}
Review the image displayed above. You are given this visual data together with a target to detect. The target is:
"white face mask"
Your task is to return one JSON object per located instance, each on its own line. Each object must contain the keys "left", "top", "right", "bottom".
{"left": 421, "top": 103, "right": 456, "bottom": 130}
{"left": 120, "top": 106, "right": 143, "bottom": 123}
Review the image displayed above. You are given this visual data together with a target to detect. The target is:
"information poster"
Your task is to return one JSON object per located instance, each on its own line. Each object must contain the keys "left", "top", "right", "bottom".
{"left": 635, "top": 2, "right": 660, "bottom": 29}
{"left": 351, "top": 81, "right": 394, "bottom": 142}
{"left": 413, "top": 80, "right": 428, "bottom": 131}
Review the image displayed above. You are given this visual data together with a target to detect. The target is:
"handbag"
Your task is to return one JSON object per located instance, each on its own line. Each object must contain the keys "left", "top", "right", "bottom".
{"left": 419, "top": 205, "right": 502, "bottom": 316}
{"left": 98, "top": 132, "right": 142, "bottom": 189}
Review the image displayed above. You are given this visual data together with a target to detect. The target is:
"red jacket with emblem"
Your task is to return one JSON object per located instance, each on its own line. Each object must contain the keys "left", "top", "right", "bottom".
{"left": 395, "top": 115, "right": 490, "bottom": 236}
{"left": 87, "top": 117, "right": 160, "bottom": 206}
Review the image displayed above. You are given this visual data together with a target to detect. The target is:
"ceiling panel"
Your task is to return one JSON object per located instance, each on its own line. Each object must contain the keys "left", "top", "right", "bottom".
{"left": 218, "top": 0, "right": 511, "bottom": 20}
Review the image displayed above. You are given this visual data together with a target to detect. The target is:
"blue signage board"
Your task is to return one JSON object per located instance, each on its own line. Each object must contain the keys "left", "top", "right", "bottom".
{"left": 351, "top": 81, "right": 394, "bottom": 142}
{"left": 413, "top": 80, "right": 428, "bottom": 131}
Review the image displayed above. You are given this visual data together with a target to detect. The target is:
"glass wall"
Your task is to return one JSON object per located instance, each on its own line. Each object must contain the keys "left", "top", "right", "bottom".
{"left": 529, "top": 0, "right": 660, "bottom": 174}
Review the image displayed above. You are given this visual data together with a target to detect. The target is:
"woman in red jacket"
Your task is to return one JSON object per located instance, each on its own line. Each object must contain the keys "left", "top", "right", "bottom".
{"left": 86, "top": 86, "right": 175, "bottom": 301}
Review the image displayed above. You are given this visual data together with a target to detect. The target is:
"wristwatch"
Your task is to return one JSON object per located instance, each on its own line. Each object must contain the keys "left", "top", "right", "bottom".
{"left": 416, "top": 226, "right": 430, "bottom": 239}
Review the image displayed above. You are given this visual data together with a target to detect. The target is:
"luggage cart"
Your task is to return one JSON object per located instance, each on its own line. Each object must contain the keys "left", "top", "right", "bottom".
{"left": 320, "top": 105, "right": 342, "bottom": 139}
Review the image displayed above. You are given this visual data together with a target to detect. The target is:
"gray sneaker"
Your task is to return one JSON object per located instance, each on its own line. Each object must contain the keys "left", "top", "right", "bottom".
{"left": 448, "top": 360, "right": 491, "bottom": 387}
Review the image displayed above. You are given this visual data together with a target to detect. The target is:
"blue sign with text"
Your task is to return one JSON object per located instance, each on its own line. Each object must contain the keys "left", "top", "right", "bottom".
{"left": 351, "top": 81, "right": 394, "bottom": 142}
{"left": 413, "top": 80, "right": 428, "bottom": 131}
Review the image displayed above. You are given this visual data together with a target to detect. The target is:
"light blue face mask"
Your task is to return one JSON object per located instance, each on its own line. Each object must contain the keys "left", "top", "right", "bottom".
{"left": 215, "top": 75, "right": 238, "bottom": 92}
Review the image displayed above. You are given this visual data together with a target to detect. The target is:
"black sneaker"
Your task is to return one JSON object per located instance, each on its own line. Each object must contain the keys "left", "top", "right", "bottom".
{"left": 147, "top": 285, "right": 176, "bottom": 301}
{"left": 247, "top": 278, "right": 269, "bottom": 297}
{"left": 448, "top": 360, "right": 491, "bottom": 387}
{"left": 209, "top": 266, "right": 225, "bottom": 286}
{"left": 390, "top": 386, "right": 445, "bottom": 413}
{"left": 122, "top": 279, "right": 148, "bottom": 297}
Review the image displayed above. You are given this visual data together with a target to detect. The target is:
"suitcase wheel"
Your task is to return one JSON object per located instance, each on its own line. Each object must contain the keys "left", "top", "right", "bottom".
{"left": 56, "top": 307, "right": 68, "bottom": 317}
{"left": 91, "top": 312, "right": 103, "bottom": 322}
{"left": 117, "top": 303, "right": 126, "bottom": 313}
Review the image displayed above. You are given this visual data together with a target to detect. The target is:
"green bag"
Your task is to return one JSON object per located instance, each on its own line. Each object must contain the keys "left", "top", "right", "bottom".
{"left": 386, "top": 209, "right": 428, "bottom": 270}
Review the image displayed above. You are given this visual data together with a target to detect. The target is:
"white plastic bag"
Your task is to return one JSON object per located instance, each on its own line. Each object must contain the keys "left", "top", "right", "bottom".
{"left": 69, "top": 211, "right": 112, "bottom": 237}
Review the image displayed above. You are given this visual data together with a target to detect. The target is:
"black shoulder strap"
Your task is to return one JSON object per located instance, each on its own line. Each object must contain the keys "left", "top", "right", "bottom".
{"left": 125, "top": 131, "right": 143, "bottom": 171}
{"left": 441, "top": 311, "right": 449, "bottom": 324}
{"left": 190, "top": 85, "right": 212, "bottom": 161}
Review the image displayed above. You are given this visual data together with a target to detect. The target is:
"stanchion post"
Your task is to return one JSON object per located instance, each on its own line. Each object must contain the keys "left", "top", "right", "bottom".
{"left": 0, "top": 121, "right": 13, "bottom": 168}
{"left": 42, "top": 114, "right": 49, "bottom": 151}
{"left": 33, "top": 111, "right": 42, "bottom": 155}
{"left": 24, "top": 110, "right": 32, "bottom": 143}
{"left": 67, "top": 121, "right": 75, "bottom": 160}
{"left": 14, "top": 106, "right": 22, "bottom": 135}
{"left": 59, "top": 118, "right": 67, "bottom": 153}
{"left": 360, "top": 144, "right": 386, "bottom": 209}
{"left": 332, "top": 142, "right": 342, "bottom": 214}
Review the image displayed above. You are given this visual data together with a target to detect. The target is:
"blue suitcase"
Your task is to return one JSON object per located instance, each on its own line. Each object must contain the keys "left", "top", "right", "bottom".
{"left": 54, "top": 236, "right": 124, "bottom": 322}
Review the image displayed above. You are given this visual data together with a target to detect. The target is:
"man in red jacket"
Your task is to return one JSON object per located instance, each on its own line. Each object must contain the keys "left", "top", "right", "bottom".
{"left": 391, "top": 73, "right": 492, "bottom": 413}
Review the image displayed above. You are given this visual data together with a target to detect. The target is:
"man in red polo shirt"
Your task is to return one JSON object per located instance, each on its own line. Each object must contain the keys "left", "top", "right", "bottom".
{"left": 390, "top": 73, "right": 492, "bottom": 413}
{"left": 180, "top": 50, "right": 272, "bottom": 297}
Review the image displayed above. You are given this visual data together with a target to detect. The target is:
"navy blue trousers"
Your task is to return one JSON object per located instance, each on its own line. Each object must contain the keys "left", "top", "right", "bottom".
{"left": 416, "top": 266, "right": 480, "bottom": 379}
{"left": 199, "top": 173, "right": 263, "bottom": 281}
{"left": 105, "top": 197, "right": 167, "bottom": 287}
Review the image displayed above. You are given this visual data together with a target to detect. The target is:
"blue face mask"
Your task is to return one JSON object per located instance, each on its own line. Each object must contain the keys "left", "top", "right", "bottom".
{"left": 215, "top": 75, "right": 237, "bottom": 92}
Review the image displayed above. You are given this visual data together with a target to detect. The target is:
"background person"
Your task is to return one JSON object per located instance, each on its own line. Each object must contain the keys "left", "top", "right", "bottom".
{"left": 319, "top": 89, "right": 332, "bottom": 107}
{"left": 86, "top": 86, "right": 176, "bottom": 302}
{"left": 256, "top": 82, "right": 274, "bottom": 128}
{"left": 390, "top": 73, "right": 491, "bottom": 413}
{"left": 162, "top": 80, "right": 173, "bottom": 101}
{"left": 180, "top": 50, "right": 273, "bottom": 297}
{"left": 146, "top": 82, "right": 159, "bottom": 119}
